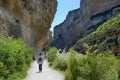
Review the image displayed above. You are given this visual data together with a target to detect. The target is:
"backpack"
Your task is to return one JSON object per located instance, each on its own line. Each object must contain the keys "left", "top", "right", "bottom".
{"left": 39, "top": 57, "right": 43, "bottom": 62}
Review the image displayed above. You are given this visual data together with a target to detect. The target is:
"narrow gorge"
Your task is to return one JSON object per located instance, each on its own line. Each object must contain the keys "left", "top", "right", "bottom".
{"left": 1, "top": 0, "right": 120, "bottom": 80}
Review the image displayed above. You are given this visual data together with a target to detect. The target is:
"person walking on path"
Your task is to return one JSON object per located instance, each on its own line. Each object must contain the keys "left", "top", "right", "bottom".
{"left": 37, "top": 53, "right": 43, "bottom": 72}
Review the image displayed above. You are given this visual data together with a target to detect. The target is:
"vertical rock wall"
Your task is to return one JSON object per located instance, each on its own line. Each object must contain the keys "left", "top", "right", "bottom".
{"left": 0, "top": 0, "right": 57, "bottom": 55}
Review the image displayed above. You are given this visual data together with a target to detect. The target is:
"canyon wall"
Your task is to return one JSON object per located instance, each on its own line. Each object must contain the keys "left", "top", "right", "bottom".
{"left": 52, "top": 0, "right": 120, "bottom": 49}
{"left": 0, "top": 0, "right": 57, "bottom": 55}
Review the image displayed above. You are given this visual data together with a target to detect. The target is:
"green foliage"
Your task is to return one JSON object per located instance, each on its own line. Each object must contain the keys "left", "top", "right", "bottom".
{"left": 53, "top": 54, "right": 68, "bottom": 71}
{"left": 89, "top": 14, "right": 120, "bottom": 38}
{"left": 0, "top": 34, "right": 33, "bottom": 80}
{"left": 53, "top": 50, "right": 120, "bottom": 80}
{"left": 47, "top": 47, "right": 58, "bottom": 62}
{"left": 65, "top": 50, "right": 120, "bottom": 80}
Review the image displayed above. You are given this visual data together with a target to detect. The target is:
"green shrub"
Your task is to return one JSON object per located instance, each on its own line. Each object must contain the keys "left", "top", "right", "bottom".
{"left": 64, "top": 50, "right": 120, "bottom": 80}
{"left": 53, "top": 54, "right": 68, "bottom": 71}
{"left": 50, "top": 50, "right": 120, "bottom": 80}
{"left": 47, "top": 47, "right": 58, "bottom": 62}
{"left": 0, "top": 34, "right": 33, "bottom": 80}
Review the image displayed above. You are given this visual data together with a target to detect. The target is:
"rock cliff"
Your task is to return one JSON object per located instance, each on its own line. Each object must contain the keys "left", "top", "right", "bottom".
{"left": 74, "top": 13, "right": 120, "bottom": 55}
{"left": 52, "top": 0, "right": 120, "bottom": 49}
{"left": 0, "top": 0, "right": 57, "bottom": 54}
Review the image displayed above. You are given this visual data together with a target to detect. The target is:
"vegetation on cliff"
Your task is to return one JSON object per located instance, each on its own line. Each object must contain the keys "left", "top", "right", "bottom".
{"left": 0, "top": 34, "right": 33, "bottom": 80}
{"left": 74, "top": 13, "right": 120, "bottom": 54}
{"left": 76, "top": 14, "right": 120, "bottom": 44}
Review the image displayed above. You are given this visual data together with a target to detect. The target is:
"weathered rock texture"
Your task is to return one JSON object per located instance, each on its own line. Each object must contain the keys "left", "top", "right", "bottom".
{"left": 52, "top": 0, "right": 120, "bottom": 49}
{"left": 74, "top": 13, "right": 120, "bottom": 55}
{"left": 0, "top": 0, "right": 57, "bottom": 54}
{"left": 75, "top": 30, "right": 120, "bottom": 55}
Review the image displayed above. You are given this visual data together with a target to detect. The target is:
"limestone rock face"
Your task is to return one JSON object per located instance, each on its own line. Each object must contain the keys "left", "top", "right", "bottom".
{"left": 0, "top": 0, "right": 57, "bottom": 53}
{"left": 74, "top": 28, "right": 120, "bottom": 55}
{"left": 53, "top": 0, "right": 120, "bottom": 49}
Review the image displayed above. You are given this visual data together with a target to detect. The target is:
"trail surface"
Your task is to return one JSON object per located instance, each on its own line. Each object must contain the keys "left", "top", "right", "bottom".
{"left": 24, "top": 60, "right": 64, "bottom": 80}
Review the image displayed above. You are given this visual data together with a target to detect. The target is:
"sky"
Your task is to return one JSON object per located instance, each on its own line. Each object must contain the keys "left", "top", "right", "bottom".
{"left": 50, "top": 0, "right": 80, "bottom": 32}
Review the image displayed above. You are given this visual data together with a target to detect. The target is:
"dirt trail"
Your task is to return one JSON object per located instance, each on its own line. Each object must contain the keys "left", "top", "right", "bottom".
{"left": 24, "top": 60, "right": 64, "bottom": 80}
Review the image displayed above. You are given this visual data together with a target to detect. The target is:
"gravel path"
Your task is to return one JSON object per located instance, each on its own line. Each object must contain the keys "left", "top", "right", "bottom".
{"left": 24, "top": 60, "right": 64, "bottom": 80}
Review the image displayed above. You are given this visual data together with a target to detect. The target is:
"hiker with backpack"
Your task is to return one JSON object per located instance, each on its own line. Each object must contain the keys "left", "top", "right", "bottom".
{"left": 37, "top": 53, "right": 43, "bottom": 72}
